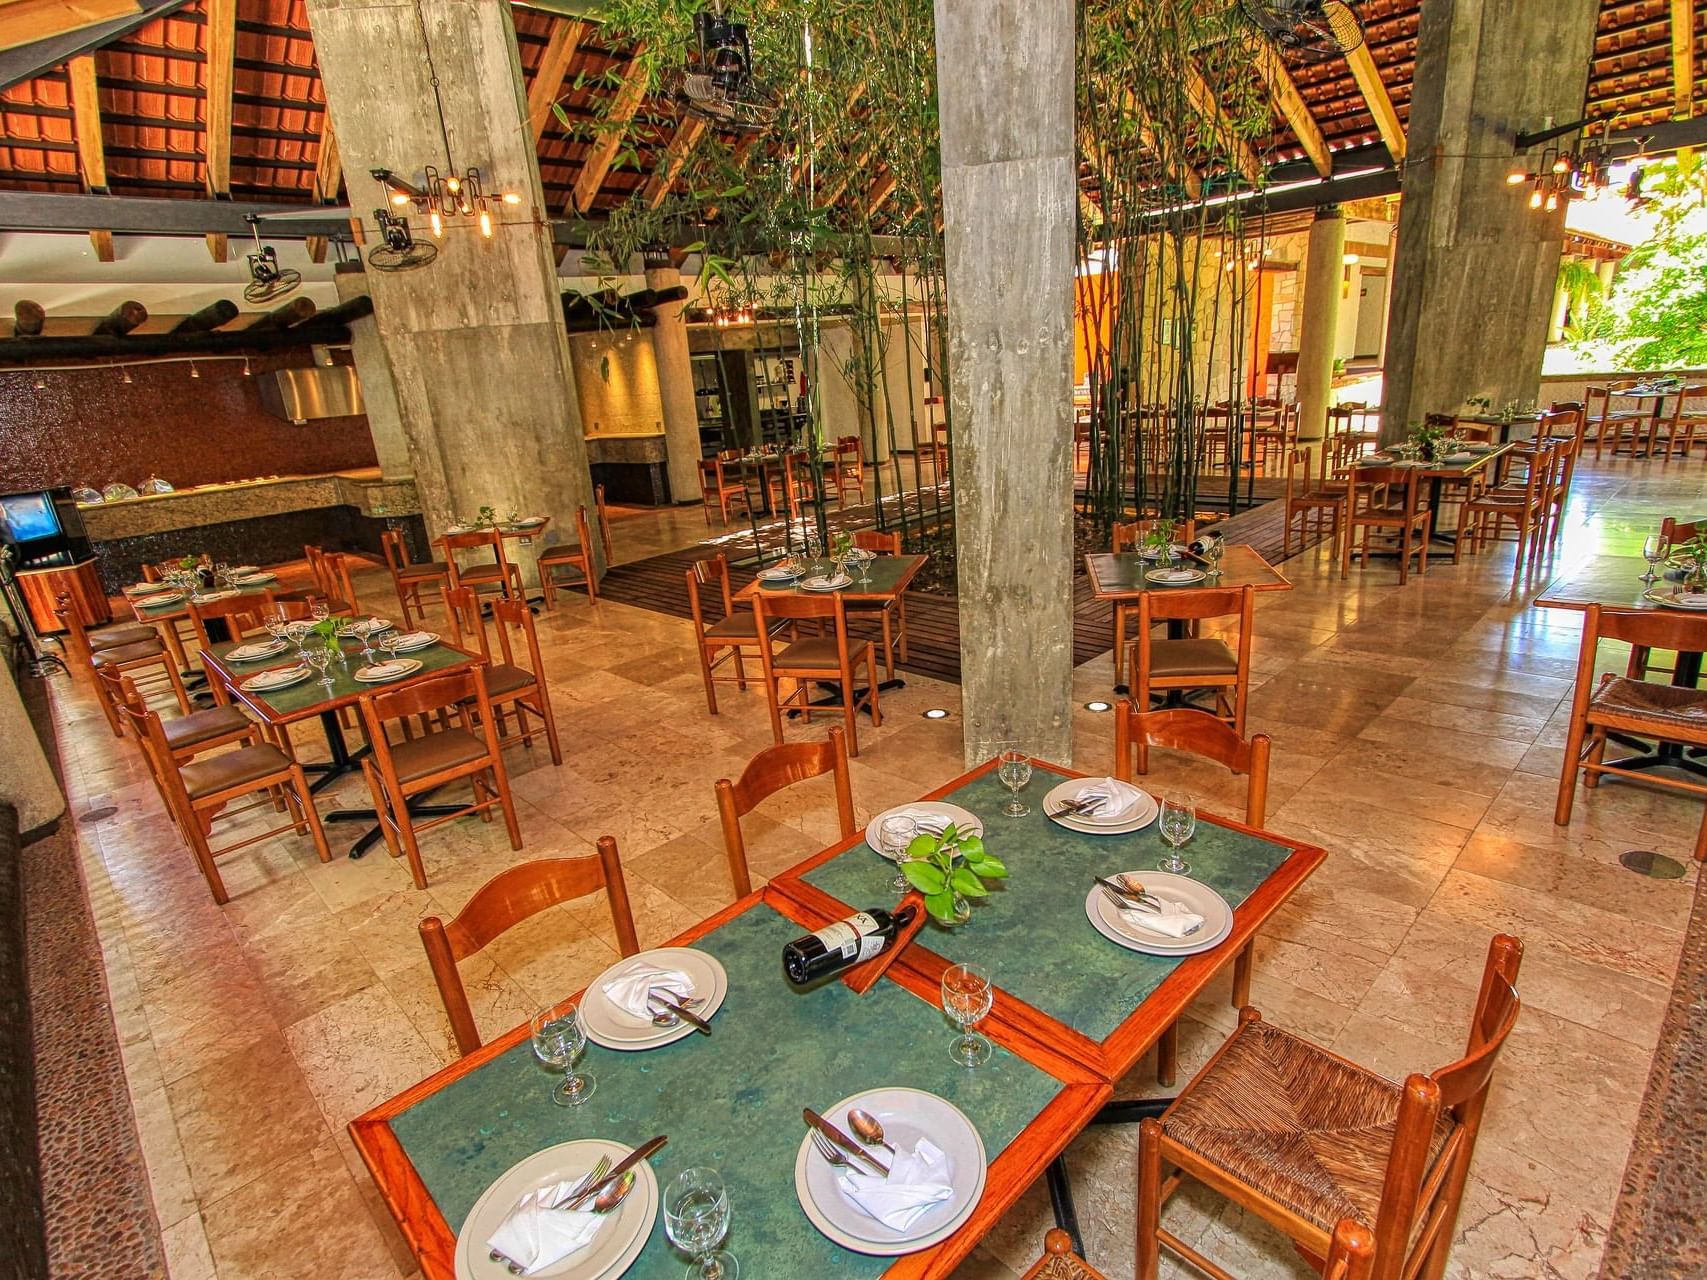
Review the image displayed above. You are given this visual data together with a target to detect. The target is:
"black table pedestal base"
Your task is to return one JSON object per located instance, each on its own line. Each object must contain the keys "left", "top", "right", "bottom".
{"left": 1046, "top": 1096, "right": 1174, "bottom": 1262}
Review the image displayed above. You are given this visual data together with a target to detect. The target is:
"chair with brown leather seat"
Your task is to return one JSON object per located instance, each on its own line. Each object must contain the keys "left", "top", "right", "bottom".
{"left": 1109, "top": 518, "right": 1196, "bottom": 690}
{"left": 59, "top": 596, "right": 191, "bottom": 734}
{"left": 1137, "top": 935, "right": 1522, "bottom": 1280}
{"left": 418, "top": 838, "right": 640, "bottom": 1056}
{"left": 1341, "top": 466, "right": 1430, "bottom": 585}
{"left": 381, "top": 529, "right": 450, "bottom": 628}
{"left": 115, "top": 675, "right": 329, "bottom": 904}
{"left": 440, "top": 527, "right": 523, "bottom": 602}
{"left": 700, "top": 448, "right": 755, "bottom": 525}
{"left": 1025, "top": 1217, "right": 1373, "bottom": 1280}
{"left": 715, "top": 728, "right": 855, "bottom": 899}
{"left": 358, "top": 666, "right": 521, "bottom": 889}
{"left": 1130, "top": 585, "right": 1254, "bottom": 736}
{"left": 444, "top": 586, "right": 562, "bottom": 765}
{"left": 851, "top": 528, "right": 909, "bottom": 678}
{"left": 752, "top": 590, "right": 882, "bottom": 756}
{"left": 686, "top": 554, "right": 781, "bottom": 714}
{"left": 98, "top": 662, "right": 260, "bottom": 764}
{"left": 54, "top": 591, "right": 155, "bottom": 656}
{"left": 536, "top": 507, "right": 600, "bottom": 608}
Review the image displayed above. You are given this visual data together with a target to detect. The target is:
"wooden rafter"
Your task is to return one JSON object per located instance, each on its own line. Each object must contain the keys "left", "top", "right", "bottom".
{"left": 1184, "top": 65, "right": 1261, "bottom": 183}
{"left": 1673, "top": 0, "right": 1696, "bottom": 120}
{"left": 570, "top": 52, "right": 649, "bottom": 214}
{"left": 201, "top": 0, "right": 236, "bottom": 261}
{"left": 1119, "top": 90, "right": 1203, "bottom": 200}
{"left": 528, "top": 18, "right": 584, "bottom": 141}
{"left": 1250, "top": 42, "right": 1332, "bottom": 178}
{"left": 641, "top": 116, "right": 706, "bottom": 209}
{"left": 65, "top": 51, "right": 114, "bottom": 258}
{"left": 1345, "top": 42, "right": 1405, "bottom": 162}
{"left": 0, "top": 0, "right": 137, "bottom": 54}
{"left": 305, "top": 111, "right": 340, "bottom": 264}
{"left": 865, "top": 170, "right": 897, "bottom": 216}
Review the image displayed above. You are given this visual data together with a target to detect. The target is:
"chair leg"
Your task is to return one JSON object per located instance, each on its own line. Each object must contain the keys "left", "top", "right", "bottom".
{"left": 1136, "top": 1118, "right": 1164, "bottom": 1280}
{"left": 879, "top": 610, "right": 895, "bottom": 680}
{"left": 291, "top": 764, "right": 332, "bottom": 863}
{"left": 764, "top": 675, "right": 786, "bottom": 746}
{"left": 866, "top": 646, "right": 882, "bottom": 729}
{"left": 1155, "top": 1021, "right": 1178, "bottom": 1086}
{"left": 160, "top": 657, "right": 191, "bottom": 714}
{"left": 183, "top": 809, "right": 230, "bottom": 906}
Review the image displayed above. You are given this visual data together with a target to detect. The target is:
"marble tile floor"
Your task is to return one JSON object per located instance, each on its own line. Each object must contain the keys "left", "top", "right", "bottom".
{"left": 46, "top": 456, "right": 1704, "bottom": 1280}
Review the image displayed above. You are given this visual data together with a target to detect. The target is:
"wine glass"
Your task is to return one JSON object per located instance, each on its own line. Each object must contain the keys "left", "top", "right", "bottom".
{"left": 1158, "top": 794, "right": 1196, "bottom": 875}
{"left": 1642, "top": 534, "right": 1667, "bottom": 585}
{"left": 941, "top": 963, "right": 993, "bottom": 1068}
{"left": 997, "top": 748, "right": 1031, "bottom": 817}
{"left": 857, "top": 549, "right": 873, "bottom": 587}
{"left": 1206, "top": 536, "right": 1225, "bottom": 580}
{"left": 880, "top": 814, "right": 919, "bottom": 894}
{"left": 530, "top": 1003, "right": 594, "bottom": 1107}
{"left": 304, "top": 641, "right": 335, "bottom": 693}
{"left": 310, "top": 600, "right": 330, "bottom": 625}
{"left": 378, "top": 630, "right": 403, "bottom": 667}
{"left": 664, "top": 1168, "right": 737, "bottom": 1279}
{"left": 803, "top": 528, "right": 822, "bottom": 574}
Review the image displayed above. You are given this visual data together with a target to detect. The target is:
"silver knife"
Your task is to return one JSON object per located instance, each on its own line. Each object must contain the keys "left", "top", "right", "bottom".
{"left": 563, "top": 1135, "right": 669, "bottom": 1209}
{"left": 648, "top": 992, "right": 713, "bottom": 1035}
{"left": 803, "top": 1108, "right": 890, "bottom": 1176}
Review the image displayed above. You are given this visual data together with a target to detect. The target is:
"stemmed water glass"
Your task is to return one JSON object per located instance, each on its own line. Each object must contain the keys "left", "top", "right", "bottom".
{"left": 803, "top": 528, "right": 822, "bottom": 575}
{"left": 857, "top": 549, "right": 873, "bottom": 588}
{"left": 530, "top": 1003, "right": 594, "bottom": 1107}
{"left": 1157, "top": 794, "right": 1196, "bottom": 875}
{"left": 310, "top": 600, "right": 330, "bottom": 626}
{"left": 304, "top": 640, "right": 335, "bottom": 692}
{"left": 997, "top": 748, "right": 1031, "bottom": 817}
{"left": 1642, "top": 534, "right": 1668, "bottom": 585}
{"left": 880, "top": 814, "right": 918, "bottom": 894}
{"left": 941, "top": 962, "right": 993, "bottom": 1068}
{"left": 664, "top": 1168, "right": 737, "bottom": 1279}
{"left": 1205, "top": 536, "right": 1224, "bottom": 580}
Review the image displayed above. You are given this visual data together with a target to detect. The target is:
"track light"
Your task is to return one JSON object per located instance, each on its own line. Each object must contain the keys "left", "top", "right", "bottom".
{"left": 429, "top": 210, "right": 443, "bottom": 238}
{"left": 501, "top": 192, "right": 521, "bottom": 205}
{"left": 121, "top": 367, "right": 134, "bottom": 384}
{"left": 189, "top": 361, "right": 200, "bottom": 379}
{"left": 242, "top": 357, "right": 252, "bottom": 377}
{"left": 33, "top": 374, "right": 45, "bottom": 390}
{"left": 478, "top": 208, "right": 493, "bottom": 238}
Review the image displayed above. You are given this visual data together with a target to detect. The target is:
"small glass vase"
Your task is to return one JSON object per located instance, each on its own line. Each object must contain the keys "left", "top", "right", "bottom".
{"left": 947, "top": 891, "right": 972, "bottom": 927}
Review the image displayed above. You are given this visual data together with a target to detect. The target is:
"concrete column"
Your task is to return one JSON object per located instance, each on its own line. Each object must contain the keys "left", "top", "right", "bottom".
{"left": 645, "top": 264, "right": 704, "bottom": 502}
{"left": 1596, "top": 258, "right": 1617, "bottom": 294}
{"left": 305, "top": 0, "right": 597, "bottom": 577}
{"left": 1381, "top": 0, "right": 1599, "bottom": 443}
{"left": 1548, "top": 275, "right": 1571, "bottom": 343}
{"left": 1378, "top": 221, "right": 1399, "bottom": 366}
{"left": 1294, "top": 207, "right": 1345, "bottom": 442}
{"left": 936, "top": 0, "right": 1076, "bottom": 766}
{"left": 334, "top": 265, "right": 411, "bottom": 480}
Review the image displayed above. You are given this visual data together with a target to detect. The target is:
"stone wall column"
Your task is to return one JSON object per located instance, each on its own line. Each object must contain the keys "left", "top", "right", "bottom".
{"left": 1596, "top": 258, "right": 1617, "bottom": 293}
{"left": 334, "top": 265, "right": 411, "bottom": 480}
{"left": 936, "top": 0, "right": 1076, "bottom": 766}
{"left": 1295, "top": 207, "right": 1345, "bottom": 442}
{"left": 644, "top": 264, "right": 704, "bottom": 503}
{"left": 305, "top": 0, "right": 598, "bottom": 582}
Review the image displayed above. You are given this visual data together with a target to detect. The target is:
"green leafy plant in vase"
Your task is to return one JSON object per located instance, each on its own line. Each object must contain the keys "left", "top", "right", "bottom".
{"left": 477, "top": 504, "right": 498, "bottom": 530}
{"left": 901, "top": 823, "right": 1008, "bottom": 926}
{"left": 1410, "top": 422, "right": 1448, "bottom": 462}
{"left": 1681, "top": 532, "right": 1707, "bottom": 591}
{"left": 1144, "top": 517, "right": 1177, "bottom": 555}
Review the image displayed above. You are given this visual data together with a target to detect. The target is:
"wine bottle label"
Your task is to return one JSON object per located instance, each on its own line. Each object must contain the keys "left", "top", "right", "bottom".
{"left": 813, "top": 912, "right": 885, "bottom": 963}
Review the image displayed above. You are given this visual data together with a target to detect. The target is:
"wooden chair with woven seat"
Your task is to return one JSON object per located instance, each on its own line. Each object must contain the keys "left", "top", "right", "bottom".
{"left": 768, "top": 451, "right": 822, "bottom": 520}
{"left": 302, "top": 545, "right": 361, "bottom": 613}
{"left": 419, "top": 838, "right": 640, "bottom": 1056}
{"left": 357, "top": 666, "right": 522, "bottom": 889}
{"left": 851, "top": 528, "right": 909, "bottom": 679}
{"left": 1137, "top": 933, "right": 1523, "bottom": 1280}
{"left": 1660, "top": 383, "right": 1707, "bottom": 459}
{"left": 1129, "top": 585, "right": 1254, "bottom": 736}
{"left": 1282, "top": 445, "right": 1345, "bottom": 560}
{"left": 1556, "top": 603, "right": 1707, "bottom": 861}
{"left": 831, "top": 435, "right": 866, "bottom": 505}
{"left": 1025, "top": 1218, "right": 1373, "bottom": 1280}
{"left": 715, "top": 728, "right": 855, "bottom": 899}
{"left": 1341, "top": 466, "right": 1430, "bottom": 585}
{"left": 687, "top": 554, "right": 782, "bottom": 714}
{"left": 381, "top": 529, "right": 450, "bottom": 628}
{"left": 1538, "top": 403, "right": 1585, "bottom": 545}
{"left": 752, "top": 590, "right": 882, "bottom": 756}
{"left": 1583, "top": 381, "right": 1647, "bottom": 459}
{"left": 1627, "top": 516, "right": 1707, "bottom": 681}
{"left": 115, "top": 675, "right": 330, "bottom": 904}
{"left": 440, "top": 527, "right": 523, "bottom": 602}
{"left": 1110, "top": 518, "right": 1197, "bottom": 692}
{"left": 700, "top": 448, "right": 755, "bottom": 525}
{"left": 536, "top": 507, "right": 600, "bottom": 609}
{"left": 59, "top": 596, "right": 191, "bottom": 735}
{"left": 594, "top": 484, "right": 614, "bottom": 565}
{"left": 444, "top": 586, "right": 562, "bottom": 765}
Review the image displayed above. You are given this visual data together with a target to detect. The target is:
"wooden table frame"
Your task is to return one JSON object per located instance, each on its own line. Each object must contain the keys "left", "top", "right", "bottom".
{"left": 1349, "top": 444, "right": 1514, "bottom": 548}
{"left": 349, "top": 886, "right": 1110, "bottom": 1280}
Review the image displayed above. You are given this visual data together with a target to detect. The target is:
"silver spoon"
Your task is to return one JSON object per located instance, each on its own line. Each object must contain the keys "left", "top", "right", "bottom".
{"left": 847, "top": 1108, "right": 898, "bottom": 1154}
{"left": 649, "top": 994, "right": 703, "bottom": 1026}
{"left": 592, "top": 1169, "right": 636, "bottom": 1214}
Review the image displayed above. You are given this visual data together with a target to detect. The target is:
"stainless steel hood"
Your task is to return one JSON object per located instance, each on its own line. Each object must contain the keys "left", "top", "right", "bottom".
{"left": 258, "top": 365, "right": 365, "bottom": 424}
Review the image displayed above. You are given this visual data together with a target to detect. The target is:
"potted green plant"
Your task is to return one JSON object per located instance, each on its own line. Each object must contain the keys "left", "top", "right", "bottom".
{"left": 1410, "top": 422, "right": 1447, "bottom": 462}
{"left": 477, "top": 504, "right": 499, "bottom": 529}
{"left": 1681, "top": 532, "right": 1707, "bottom": 590}
{"left": 901, "top": 823, "right": 1008, "bottom": 926}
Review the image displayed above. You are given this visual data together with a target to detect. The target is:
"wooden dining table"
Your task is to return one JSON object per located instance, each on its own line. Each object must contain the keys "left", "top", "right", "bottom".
{"left": 349, "top": 755, "right": 1324, "bottom": 1278}
{"left": 1351, "top": 444, "right": 1513, "bottom": 547}
{"left": 128, "top": 579, "right": 280, "bottom": 672}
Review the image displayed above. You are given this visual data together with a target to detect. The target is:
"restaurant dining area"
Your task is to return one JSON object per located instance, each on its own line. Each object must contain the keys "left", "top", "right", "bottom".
{"left": 3, "top": 1, "right": 1707, "bottom": 1279}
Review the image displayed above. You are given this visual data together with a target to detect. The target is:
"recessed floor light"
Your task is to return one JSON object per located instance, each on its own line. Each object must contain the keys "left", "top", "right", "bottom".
{"left": 1620, "top": 849, "right": 1686, "bottom": 879}
{"left": 1084, "top": 700, "right": 1113, "bottom": 713}
{"left": 922, "top": 708, "right": 950, "bottom": 720}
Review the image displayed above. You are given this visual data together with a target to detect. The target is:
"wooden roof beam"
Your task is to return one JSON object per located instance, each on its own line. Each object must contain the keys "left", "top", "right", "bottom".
{"left": 304, "top": 111, "right": 340, "bottom": 263}
{"left": 0, "top": 0, "right": 138, "bottom": 54}
{"left": 1184, "top": 65, "right": 1261, "bottom": 184}
{"left": 66, "top": 52, "right": 113, "bottom": 259}
{"left": 528, "top": 18, "right": 584, "bottom": 141}
{"left": 1119, "top": 90, "right": 1203, "bottom": 200}
{"left": 1673, "top": 0, "right": 1695, "bottom": 120}
{"left": 1251, "top": 42, "right": 1332, "bottom": 178}
{"left": 1345, "top": 42, "right": 1405, "bottom": 162}
{"left": 570, "top": 52, "right": 649, "bottom": 215}
{"left": 641, "top": 115, "right": 705, "bottom": 209}
{"left": 201, "top": 0, "right": 235, "bottom": 261}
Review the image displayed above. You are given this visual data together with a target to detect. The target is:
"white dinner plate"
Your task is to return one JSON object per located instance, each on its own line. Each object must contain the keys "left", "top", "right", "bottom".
{"left": 354, "top": 658, "right": 423, "bottom": 683}
{"left": 232, "top": 572, "right": 277, "bottom": 585}
{"left": 191, "top": 588, "right": 240, "bottom": 604}
{"left": 231, "top": 565, "right": 260, "bottom": 576}
{"left": 759, "top": 565, "right": 804, "bottom": 582}
{"left": 226, "top": 639, "right": 288, "bottom": 663}
{"left": 239, "top": 664, "right": 311, "bottom": 692}
{"left": 800, "top": 574, "right": 852, "bottom": 591}
{"left": 123, "top": 582, "right": 164, "bottom": 596}
{"left": 864, "top": 802, "right": 984, "bottom": 860}
{"left": 514, "top": 516, "right": 547, "bottom": 527}
{"left": 338, "top": 616, "right": 393, "bottom": 637}
{"left": 1134, "top": 543, "right": 1186, "bottom": 560}
{"left": 794, "top": 1087, "right": 986, "bottom": 1254}
{"left": 388, "top": 630, "right": 441, "bottom": 652}
{"left": 1145, "top": 568, "right": 1205, "bottom": 586}
{"left": 1041, "top": 778, "right": 1158, "bottom": 834}
{"left": 1084, "top": 871, "right": 1233, "bottom": 957}
{"left": 132, "top": 592, "right": 182, "bottom": 608}
{"left": 453, "top": 1138, "right": 659, "bottom": 1280}
{"left": 579, "top": 947, "right": 728, "bottom": 1051}
{"left": 1647, "top": 590, "right": 1707, "bottom": 610}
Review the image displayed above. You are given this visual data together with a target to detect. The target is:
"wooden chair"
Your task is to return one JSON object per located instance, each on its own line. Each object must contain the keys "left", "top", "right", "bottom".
{"left": 1110, "top": 518, "right": 1196, "bottom": 691}
{"left": 715, "top": 728, "right": 855, "bottom": 899}
{"left": 831, "top": 436, "right": 866, "bottom": 504}
{"left": 700, "top": 448, "right": 754, "bottom": 525}
{"left": 687, "top": 554, "right": 780, "bottom": 714}
{"left": 357, "top": 666, "right": 522, "bottom": 889}
{"left": 536, "top": 507, "right": 600, "bottom": 608}
{"left": 1556, "top": 603, "right": 1707, "bottom": 861}
{"left": 97, "top": 661, "right": 260, "bottom": 763}
{"left": 1458, "top": 438, "right": 1553, "bottom": 590}
{"left": 1583, "top": 381, "right": 1646, "bottom": 459}
{"left": 54, "top": 590, "right": 155, "bottom": 655}
{"left": 1661, "top": 384, "right": 1707, "bottom": 459}
{"left": 443, "top": 586, "right": 562, "bottom": 765}
{"left": 1130, "top": 585, "right": 1254, "bottom": 736}
{"left": 381, "top": 529, "right": 450, "bottom": 629}
{"left": 303, "top": 545, "right": 360, "bottom": 612}
{"left": 752, "top": 590, "right": 882, "bottom": 756}
{"left": 1539, "top": 403, "right": 1585, "bottom": 544}
{"left": 851, "top": 528, "right": 909, "bottom": 679}
{"left": 1628, "top": 516, "right": 1707, "bottom": 680}
{"left": 1137, "top": 934, "right": 1523, "bottom": 1280}
{"left": 1025, "top": 1218, "right": 1373, "bottom": 1280}
{"left": 59, "top": 596, "right": 190, "bottom": 734}
{"left": 440, "top": 527, "right": 523, "bottom": 601}
{"left": 1282, "top": 446, "right": 1345, "bottom": 560}
{"left": 115, "top": 675, "right": 329, "bottom": 904}
{"left": 767, "top": 451, "right": 821, "bottom": 519}
{"left": 1341, "top": 467, "right": 1430, "bottom": 585}
{"left": 594, "top": 483, "right": 615, "bottom": 565}
{"left": 418, "top": 838, "right": 640, "bottom": 1056}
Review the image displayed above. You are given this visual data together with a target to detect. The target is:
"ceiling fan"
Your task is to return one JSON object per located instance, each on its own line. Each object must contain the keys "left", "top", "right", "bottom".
{"left": 241, "top": 215, "right": 302, "bottom": 303}
{"left": 678, "top": 3, "right": 777, "bottom": 133}
{"left": 1241, "top": 0, "right": 1366, "bottom": 62}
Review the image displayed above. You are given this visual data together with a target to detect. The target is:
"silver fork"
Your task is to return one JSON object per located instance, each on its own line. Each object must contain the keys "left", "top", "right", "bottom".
{"left": 811, "top": 1131, "right": 866, "bottom": 1173}
{"left": 489, "top": 1155, "right": 612, "bottom": 1272}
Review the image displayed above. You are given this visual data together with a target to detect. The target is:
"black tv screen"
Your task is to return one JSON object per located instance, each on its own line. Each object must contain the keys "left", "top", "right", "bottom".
{"left": 0, "top": 488, "right": 92, "bottom": 568}
{"left": 0, "top": 491, "right": 61, "bottom": 543}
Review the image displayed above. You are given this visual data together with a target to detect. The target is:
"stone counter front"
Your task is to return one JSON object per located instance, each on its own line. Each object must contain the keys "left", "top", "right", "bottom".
{"left": 79, "top": 472, "right": 420, "bottom": 540}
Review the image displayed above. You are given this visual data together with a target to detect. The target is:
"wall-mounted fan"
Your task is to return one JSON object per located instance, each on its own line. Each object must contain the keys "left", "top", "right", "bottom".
{"left": 242, "top": 215, "right": 303, "bottom": 303}
{"left": 366, "top": 209, "right": 439, "bottom": 272}
{"left": 1242, "top": 0, "right": 1365, "bottom": 62}
{"left": 679, "top": 4, "right": 777, "bottom": 133}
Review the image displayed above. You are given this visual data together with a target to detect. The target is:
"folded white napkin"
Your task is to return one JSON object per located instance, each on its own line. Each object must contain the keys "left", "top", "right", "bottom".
{"left": 486, "top": 1180, "right": 605, "bottom": 1276}
{"left": 361, "top": 660, "right": 410, "bottom": 678}
{"left": 887, "top": 807, "right": 954, "bottom": 836}
{"left": 1119, "top": 897, "right": 1205, "bottom": 939}
{"left": 229, "top": 640, "right": 284, "bottom": 660}
{"left": 390, "top": 631, "right": 435, "bottom": 648}
{"left": 1070, "top": 778, "right": 1146, "bottom": 820}
{"left": 834, "top": 1138, "right": 955, "bottom": 1234}
{"left": 599, "top": 958, "right": 694, "bottom": 1020}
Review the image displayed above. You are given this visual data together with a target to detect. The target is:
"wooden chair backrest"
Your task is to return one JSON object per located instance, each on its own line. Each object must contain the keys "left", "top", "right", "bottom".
{"left": 442, "top": 586, "right": 486, "bottom": 654}
{"left": 1136, "top": 582, "right": 1252, "bottom": 626}
{"left": 112, "top": 678, "right": 197, "bottom": 812}
{"left": 1283, "top": 447, "right": 1312, "bottom": 500}
{"left": 1113, "top": 705, "right": 1271, "bottom": 825}
{"left": 1577, "top": 602, "right": 1707, "bottom": 667}
{"left": 380, "top": 529, "right": 410, "bottom": 576}
{"left": 715, "top": 728, "right": 854, "bottom": 898}
{"left": 576, "top": 505, "right": 599, "bottom": 563}
{"left": 593, "top": 488, "right": 613, "bottom": 563}
{"left": 488, "top": 595, "right": 546, "bottom": 679}
{"left": 1113, "top": 518, "right": 1197, "bottom": 553}
{"left": 187, "top": 592, "right": 274, "bottom": 652}
{"left": 440, "top": 528, "right": 512, "bottom": 587}
{"left": 1660, "top": 515, "right": 1705, "bottom": 546}
{"left": 687, "top": 555, "right": 736, "bottom": 627}
{"left": 54, "top": 591, "right": 96, "bottom": 656}
{"left": 852, "top": 529, "right": 901, "bottom": 554}
{"left": 753, "top": 591, "right": 855, "bottom": 678}
{"left": 363, "top": 664, "right": 490, "bottom": 728}
{"left": 1348, "top": 467, "right": 1420, "bottom": 516}
{"left": 419, "top": 838, "right": 640, "bottom": 1056}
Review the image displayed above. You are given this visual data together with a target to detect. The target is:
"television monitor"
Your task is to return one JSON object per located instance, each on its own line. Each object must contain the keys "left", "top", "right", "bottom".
{"left": 0, "top": 491, "right": 61, "bottom": 544}
{"left": 0, "top": 487, "right": 93, "bottom": 569}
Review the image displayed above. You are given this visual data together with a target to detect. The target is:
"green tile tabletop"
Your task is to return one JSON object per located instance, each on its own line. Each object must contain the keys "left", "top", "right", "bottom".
{"left": 1083, "top": 546, "right": 1289, "bottom": 597}
{"left": 737, "top": 553, "right": 924, "bottom": 602}
{"left": 206, "top": 632, "right": 479, "bottom": 722}
{"left": 381, "top": 901, "right": 1072, "bottom": 1278}
{"left": 131, "top": 582, "right": 276, "bottom": 619}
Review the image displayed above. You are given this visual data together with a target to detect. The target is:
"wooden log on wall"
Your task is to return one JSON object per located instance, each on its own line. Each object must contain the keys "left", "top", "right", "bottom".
{"left": 90, "top": 300, "right": 147, "bottom": 336}
{"left": 168, "top": 299, "right": 240, "bottom": 334}
{"left": 242, "top": 297, "right": 317, "bottom": 333}
{"left": 12, "top": 302, "right": 45, "bottom": 337}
